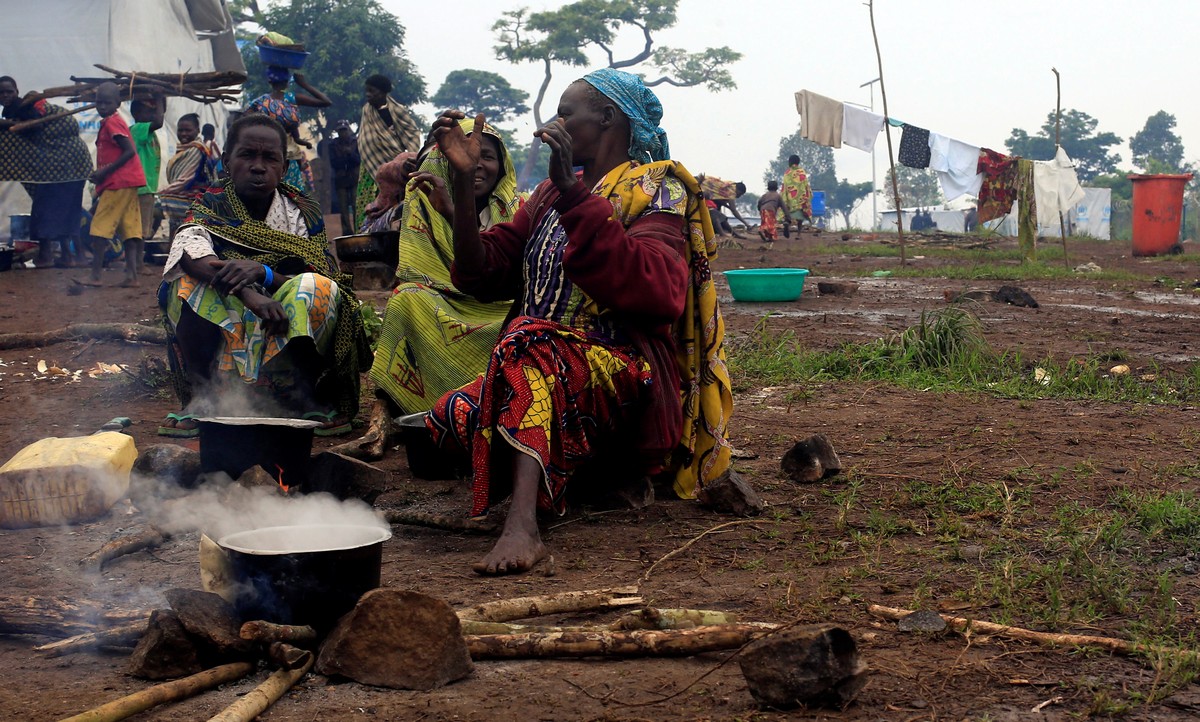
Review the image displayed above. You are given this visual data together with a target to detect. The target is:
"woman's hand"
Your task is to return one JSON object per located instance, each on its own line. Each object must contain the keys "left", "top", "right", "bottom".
{"left": 207, "top": 258, "right": 265, "bottom": 296}
{"left": 431, "top": 110, "right": 480, "bottom": 176}
{"left": 410, "top": 171, "right": 453, "bottom": 220}
{"left": 240, "top": 289, "right": 289, "bottom": 336}
{"left": 536, "top": 118, "right": 576, "bottom": 193}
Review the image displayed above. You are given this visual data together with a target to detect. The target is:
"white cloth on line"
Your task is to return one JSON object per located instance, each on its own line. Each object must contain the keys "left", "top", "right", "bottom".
{"left": 794, "top": 90, "right": 843, "bottom": 148}
{"left": 1033, "top": 146, "right": 1087, "bottom": 227}
{"left": 928, "top": 132, "right": 982, "bottom": 201}
{"left": 840, "top": 104, "right": 885, "bottom": 153}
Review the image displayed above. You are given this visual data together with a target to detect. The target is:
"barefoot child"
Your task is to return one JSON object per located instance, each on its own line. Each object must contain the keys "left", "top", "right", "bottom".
{"left": 129, "top": 92, "right": 165, "bottom": 276}
{"left": 757, "top": 180, "right": 784, "bottom": 244}
{"left": 87, "top": 82, "right": 146, "bottom": 286}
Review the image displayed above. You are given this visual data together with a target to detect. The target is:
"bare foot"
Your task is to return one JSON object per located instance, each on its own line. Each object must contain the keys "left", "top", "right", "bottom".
{"left": 473, "top": 522, "right": 548, "bottom": 575}
{"left": 119, "top": 277, "right": 138, "bottom": 288}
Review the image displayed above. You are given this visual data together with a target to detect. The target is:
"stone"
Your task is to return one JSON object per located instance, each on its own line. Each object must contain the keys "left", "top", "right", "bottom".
{"left": 307, "top": 452, "right": 390, "bottom": 503}
{"left": 341, "top": 261, "right": 396, "bottom": 291}
{"left": 739, "top": 624, "right": 869, "bottom": 709}
{"left": 316, "top": 589, "right": 473, "bottom": 690}
{"left": 235, "top": 464, "right": 278, "bottom": 490}
{"left": 164, "top": 588, "right": 251, "bottom": 658}
{"left": 697, "top": 469, "right": 765, "bottom": 517}
{"left": 780, "top": 434, "right": 842, "bottom": 484}
{"left": 132, "top": 444, "right": 202, "bottom": 489}
{"left": 816, "top": 280, "right": 859, "bottom": 296}
{"left": 993, "top": 285, "right": 1039, "bottom": 308}
{"left": 129, "top": 609, "right": 203, "bottom": 680}
{"left": 896, "top": 610, "right": 947, "bottom": 633}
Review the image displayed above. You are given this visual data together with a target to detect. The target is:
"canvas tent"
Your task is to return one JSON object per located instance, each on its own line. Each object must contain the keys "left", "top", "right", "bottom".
{"left": 0, "top": 0, "right": 244, "bottom": 236}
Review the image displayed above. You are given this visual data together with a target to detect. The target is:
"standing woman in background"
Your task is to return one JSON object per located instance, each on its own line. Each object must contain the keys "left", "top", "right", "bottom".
{"left": 355, "top": 74, "right": 422, "bottom": 230}
{"left": 247, "top": 65, "right": 331, "bottom": 196}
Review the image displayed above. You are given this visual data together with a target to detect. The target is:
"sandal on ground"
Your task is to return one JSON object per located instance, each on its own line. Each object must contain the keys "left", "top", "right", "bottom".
{"left": 157, "top": 412, "right": 199, "bottom": 438}
{"left": 303, "top": 410, "right": 353, "bottom": 437}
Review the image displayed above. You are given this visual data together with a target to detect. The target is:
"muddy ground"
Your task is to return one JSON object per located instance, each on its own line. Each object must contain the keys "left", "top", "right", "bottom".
{"left": 2, "top": 231, "right": 1200, "bottom": 720}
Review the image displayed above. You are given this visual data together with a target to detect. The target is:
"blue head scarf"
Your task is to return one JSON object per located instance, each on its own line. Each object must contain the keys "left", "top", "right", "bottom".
{"left": 581, "top": 68, "right": 670, "bottom": 163}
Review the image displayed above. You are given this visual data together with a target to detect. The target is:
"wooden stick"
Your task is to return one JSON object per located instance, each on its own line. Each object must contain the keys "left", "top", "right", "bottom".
{"left": 867, "top": 604, "right": 1197, "bottom": 660}
{"left": 456, "top": 586, "right": 641, "bottom": 623}
{"left": 239, "top": 620, "right": 317, "bottom": 647}
{"left": 79, "top": 528, "right": 166, "bottom": 572}
{"left": 267, "top": 642, "right": 311, "bottom": 670}
{"left": 0, "top": 595, "right": 148, "bottom": 638}
{"left": 465, "top": 624, "right": 769, "bottom": 659}
{"left": 34, "top": 620, "right": 147, "bottom": 656}
{"left": 57, "top": 661, "right": 255, "bottom": 722}
{"left": 868, "top": 0, "right": 906, "bottom": 266}
{"left": 0, "top": 322, "right": 166, "bottom": 350}
{"left": 642, "top": 519, "right": 762, "bottom": 582}
{"left": 205, "top": 653, "right": 313, "bottom": 722}
{"left": 384, "top": 509, "right": 498, "bottom": 535}
{"left": 7, "top": 104, "right": 97, "bottom": 133}
{"left": 458, "top": 609, "right": 773, "bottom": 636}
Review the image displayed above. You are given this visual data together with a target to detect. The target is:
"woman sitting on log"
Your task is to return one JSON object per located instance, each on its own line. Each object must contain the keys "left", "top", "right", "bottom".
{"left": 425, "top": 68, "right": 734, "bottom": 575}
{"left": 157, "top": 114, "right": 370, "bottom": 438}
{"left": 344, "top": 119, "right": 524, "bottom": 459}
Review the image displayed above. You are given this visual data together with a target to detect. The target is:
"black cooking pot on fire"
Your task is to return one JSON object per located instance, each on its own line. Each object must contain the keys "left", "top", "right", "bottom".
{"left": 196, "top": 417, "right": 320, "bottom": 486}
{"left": 218, "top": 524, "right": 391, "bottom": 631}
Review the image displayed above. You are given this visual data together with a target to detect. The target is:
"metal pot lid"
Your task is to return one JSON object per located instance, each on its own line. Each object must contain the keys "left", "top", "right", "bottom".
{"left": 218, "top": 524, "right": 392, "bottom": 555}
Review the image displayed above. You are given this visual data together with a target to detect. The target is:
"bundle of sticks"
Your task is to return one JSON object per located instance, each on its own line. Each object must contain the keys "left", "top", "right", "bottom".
{"left": 7, "top": 64, "right": 246, "bottom": 133}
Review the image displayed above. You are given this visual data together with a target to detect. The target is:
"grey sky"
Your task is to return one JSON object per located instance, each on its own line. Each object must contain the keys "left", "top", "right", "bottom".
{"left": 388, "top": 0, "right": 1197, "bottom": 196}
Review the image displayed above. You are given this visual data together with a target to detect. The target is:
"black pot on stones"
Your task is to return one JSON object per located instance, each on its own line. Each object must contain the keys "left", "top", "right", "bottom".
{"left": 196, "top": 417, "right": 320, "bottom": 486}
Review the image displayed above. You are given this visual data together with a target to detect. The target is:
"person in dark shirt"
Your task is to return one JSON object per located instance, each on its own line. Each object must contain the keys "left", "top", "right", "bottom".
{"left": 327, "top": 120, "right": 361, "bottom": 235}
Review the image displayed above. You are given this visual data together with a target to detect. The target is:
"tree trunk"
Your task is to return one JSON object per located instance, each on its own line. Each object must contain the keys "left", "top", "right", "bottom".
{"left": 0, "top": 595, "right": 148, "bottom": 637}
{"left": 58, "top": 662, "right": 255, "bottom": 722}
{"left": 0, "top": 323, "right": 165, "bottom": 350}
{"left": 456, "top": 587, "right": 641, "bottom": 623}
{"left": 465, "top": 624, "right": 768, "bottom": 659}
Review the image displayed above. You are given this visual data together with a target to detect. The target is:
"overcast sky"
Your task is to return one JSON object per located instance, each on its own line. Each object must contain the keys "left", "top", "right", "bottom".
{"left": 386, "top": 0, "right": 1198, "bottom": 196}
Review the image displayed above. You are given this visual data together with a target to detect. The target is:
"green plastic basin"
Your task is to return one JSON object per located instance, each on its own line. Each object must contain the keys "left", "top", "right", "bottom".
{"left": 723, "top": 268, "right": 810, "bottom": 302}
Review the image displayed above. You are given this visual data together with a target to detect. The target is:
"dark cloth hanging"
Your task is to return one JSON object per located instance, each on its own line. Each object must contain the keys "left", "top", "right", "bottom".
{"left": 976, "top": 148, "right": 1019, "bottom": 223}
{"left": 898, "top": 124, "right": 931, "bottom": 168}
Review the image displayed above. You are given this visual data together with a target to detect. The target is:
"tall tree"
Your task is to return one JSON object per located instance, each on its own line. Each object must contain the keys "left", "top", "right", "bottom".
{"left": 1005, "top": 109, "right": 1121, "bottom": 182}
{"left": 237, "top": 0, "right": 426, "bottom": 136}
{"left": 1130, "top": 111, "right": 1188, "bottom": 173}
{"left": 825, "top": 180, "right": 873, "bottom": 228}
{"left": 494, "top": 0, "right": 740, "bottom": 187}
{"left": 885, "top": 167, "right": 942, "bottom": 208}
{"left": 431, "top": 70, "right": 530, "bottom": 126}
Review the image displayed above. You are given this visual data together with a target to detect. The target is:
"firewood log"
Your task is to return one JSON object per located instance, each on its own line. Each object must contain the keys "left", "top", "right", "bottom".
{"left": 0, "top": 594, "right": 148, "bottom": 638}
{"left": 239, "top": 621, "right": 317, "bottom": 647}
{"left": 205, "top": 653, "right": 313, "bottom": 722}
{"left": 79, "top": 527, "right": 166, "bottom": 572}
{"left": 57, "top": 661, "right": 254, "bottom": 722}
{"left": 465, "top": 624, "right": 769, "bottom": 659}
{"left": 456, "top": 586, "right": 641, "bottom": 623}
{"left": 34, "top": 620, "right": 146, "bottom": 656}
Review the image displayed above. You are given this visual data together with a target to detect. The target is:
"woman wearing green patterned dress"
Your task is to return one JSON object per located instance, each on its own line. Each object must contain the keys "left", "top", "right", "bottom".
{"left": 157, "top": 114, "right": 370, "bottom": 438}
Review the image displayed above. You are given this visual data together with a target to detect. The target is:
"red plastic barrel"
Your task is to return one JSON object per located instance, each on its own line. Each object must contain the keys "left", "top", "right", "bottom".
{"left": 1129, "top": 173, "right": 1193, "bottom": 256}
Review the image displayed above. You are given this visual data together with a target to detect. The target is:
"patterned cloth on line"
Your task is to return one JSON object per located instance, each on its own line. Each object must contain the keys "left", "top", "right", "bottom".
{"left": 898, "top": 124, "right": 931, "bottom": 168}
{"left": 1015, "top": 159, "right": 1038, "bottom": 261}
{"left": 369, "top": 119, "right": 524, "bottom": 414}
{"left": 977, "top": 148, "right": 1019, "bottom": 223}
{"left": 166, "top": 180, "right": 371, "bottom": 417}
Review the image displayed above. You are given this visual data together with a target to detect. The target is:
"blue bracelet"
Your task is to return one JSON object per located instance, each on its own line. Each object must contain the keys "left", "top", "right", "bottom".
{"left": 262, "top": 264, "right": 274, "bottom": 288}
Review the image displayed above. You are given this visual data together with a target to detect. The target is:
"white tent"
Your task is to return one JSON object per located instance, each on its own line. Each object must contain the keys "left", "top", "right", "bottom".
{"left": 0, "top": 0, "right": 244, "bottom": 235}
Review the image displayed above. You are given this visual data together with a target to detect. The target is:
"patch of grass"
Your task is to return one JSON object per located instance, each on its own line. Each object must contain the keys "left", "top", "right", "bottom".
{"left": 728, "top": 309, "right": 1200, "bottom": 404}
{"left": 1111, "top": 489, "right": 1200, "bottom": 552}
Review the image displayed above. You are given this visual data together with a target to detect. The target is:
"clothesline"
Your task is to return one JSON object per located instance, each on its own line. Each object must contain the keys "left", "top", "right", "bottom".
{"left": 794, "top": 88, "right": 1086, "bottom": 245}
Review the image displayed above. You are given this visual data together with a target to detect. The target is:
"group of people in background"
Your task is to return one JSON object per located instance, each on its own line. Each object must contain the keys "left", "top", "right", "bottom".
{"left": 0, "top": 60, "right": 736, "bottom": 576}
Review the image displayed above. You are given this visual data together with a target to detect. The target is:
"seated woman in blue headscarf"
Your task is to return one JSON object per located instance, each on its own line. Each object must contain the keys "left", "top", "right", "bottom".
{"left": 425, "top": 69, "right": 734, "bottom": 576}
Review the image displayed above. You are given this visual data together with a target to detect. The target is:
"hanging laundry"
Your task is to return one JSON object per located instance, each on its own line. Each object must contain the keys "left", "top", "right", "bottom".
{"left": 1015, "top": 159, "right": 1038, "bottom": 260}
{"left": 928, "top": 132, "right": 982, "bottom": 201}
{"left": 841, "top": 104, "right": 885, "bottom": 153}
{"left": 976, "top": 148, "right": 1019, "bottom": 223}
{"left": 898, "top": 124, "right": 931, "bottom": 168}
{"left": 1032, "top": 147, "right": 1087, "bottom": 228}
{"left": 794, "top": 90, "right": 844, "bottom": 148}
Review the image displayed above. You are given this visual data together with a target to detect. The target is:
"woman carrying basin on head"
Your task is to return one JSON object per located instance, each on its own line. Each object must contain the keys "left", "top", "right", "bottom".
{"left": 157, "top": 114, "right": 370, "bottom": 439}
{"left": 424, "top": 69, "right": 734, "bottom": 575}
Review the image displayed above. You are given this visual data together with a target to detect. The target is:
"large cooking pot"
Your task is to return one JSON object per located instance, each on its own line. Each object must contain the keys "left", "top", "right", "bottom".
{"left": 219, "top": 524, "right": 391, "bottom": 630}
{"left": 333, "top": 230, "right": 399, "bottom": 269}
{"left": 196, "top": 417, "right": 320, "bottom": 485}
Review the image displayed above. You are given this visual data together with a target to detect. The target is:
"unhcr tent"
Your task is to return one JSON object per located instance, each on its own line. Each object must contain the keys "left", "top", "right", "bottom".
{"left": 0, "top": 0, "right": 244, "bottom": 235}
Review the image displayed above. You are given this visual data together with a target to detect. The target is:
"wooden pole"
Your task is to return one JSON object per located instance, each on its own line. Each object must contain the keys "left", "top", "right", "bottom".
{"left": 57, "top": 662, "right": 255, "bottom": 722}
{"left": 456, "top": 587, "right": 641, "bottom": 623}
{"left": 1053, "top": 67, "right": 1070, "bottom": 267}
{"left": 465, "top": 624, "right": 770, "bottom": 659}
{"left": 868, "top": 0, "right": 906, "bottom": 265}
{"left": 205, "top": 653, "right": 313, "bottom": 722}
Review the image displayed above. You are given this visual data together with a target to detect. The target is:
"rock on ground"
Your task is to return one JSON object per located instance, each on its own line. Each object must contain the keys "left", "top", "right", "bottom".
{"left": 739, "top": 624, "right": 868, "bottom": 709}
{"left": 316, "top": 589, "right": 473, "bottom": 690}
